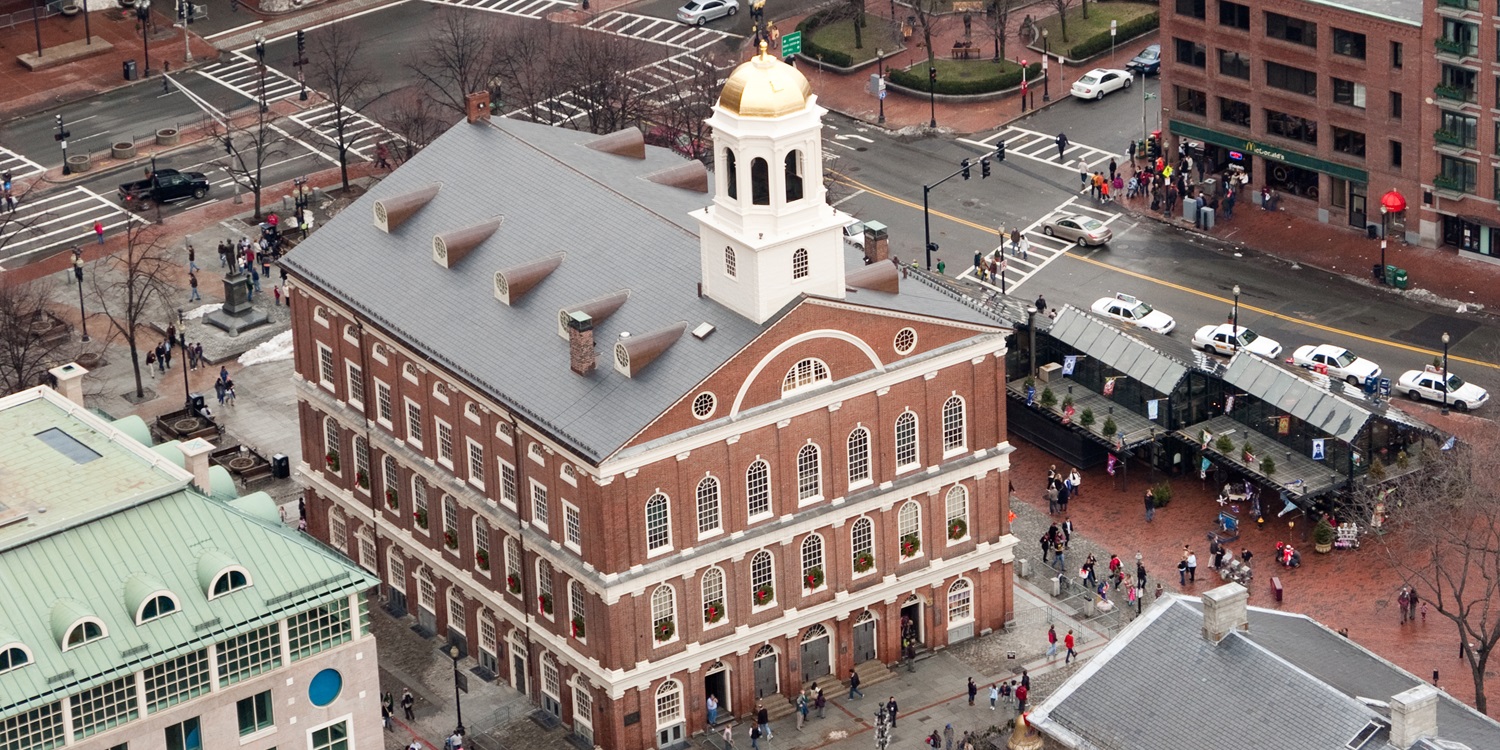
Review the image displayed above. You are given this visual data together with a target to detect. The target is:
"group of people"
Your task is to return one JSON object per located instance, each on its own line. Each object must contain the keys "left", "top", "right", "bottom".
{"left": 2, "top": 170, "right": 16, "bottom": 212}
{"left": 144, "top": 324, "right": 206, "bottom": 377}
{"left": 1044, "top": 464, "right": 1081, "bottom": 514}
{"left": 215, "top": 222, "right": 291, "bottom": 305}
{"left": 1397, "top": 586, "right": 1426, "bottom": 624}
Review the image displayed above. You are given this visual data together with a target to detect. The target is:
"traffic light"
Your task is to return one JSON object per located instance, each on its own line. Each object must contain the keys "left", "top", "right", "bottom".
{"left": 185, "top": 2, "right": 195, "bottom": 23}
{"left": 981, "top": 157, "right": 991, "bottom": 178}
{"left": 926, "top": 242, "right": 939, "bottom": 254}
{"left": 928, "top": 67, "right": 937, "bottom": 82}
{"left": 297, "top": 30, "right": 306, "bottom": 58}
{"left": 996, "top": 141, "right": 1006, "bottom": 161}
{"left": 961, "top": 158, "right": 971, "bottom": 180}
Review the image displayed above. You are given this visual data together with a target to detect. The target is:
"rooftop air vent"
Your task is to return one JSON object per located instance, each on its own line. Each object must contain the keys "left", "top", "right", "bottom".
{"left": 556, "top": 290, "right": 631, "bottom": 339}
{"left": 493, "top": 254, "right": 564, "bottom": 306}
{"left": 645, "top": 161, "right": 709, "bottom": 193}
{"left": 372, "top": 183, "right": 441, "bottom": 233}
{"left": 586, "top": 128, "right": 646, "bottom": 159}
{"left": 433, "top": 217, "right": 503, "bottom": 269}
{"left": 614, "top": 323, "right": 687, "bottom": 378}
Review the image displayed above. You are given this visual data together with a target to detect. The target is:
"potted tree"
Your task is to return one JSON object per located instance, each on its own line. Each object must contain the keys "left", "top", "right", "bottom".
{"left": 1313, "top": 516, "right": 1336, "bottom": 553}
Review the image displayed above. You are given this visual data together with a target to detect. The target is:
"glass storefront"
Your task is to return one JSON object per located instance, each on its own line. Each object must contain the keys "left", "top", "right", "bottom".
{"left": 1265, "top": 161, "right": 1320, "bottom": 200}
{"left": 1441, "top": 215, "right": 1499, "bottom": 257}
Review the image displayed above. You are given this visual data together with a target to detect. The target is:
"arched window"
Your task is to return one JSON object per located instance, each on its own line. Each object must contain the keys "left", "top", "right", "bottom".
{"left": 655, "top": 680, "right": 684, "bottom": 728}
{"left": 442, "top": 496, "right": 459, "bottom": 549}
{"left": 383, "top": 455, "right": 400, "bottom": 510}
{"left": 784, "top": 151, "right": 804, "bottom": 202}
{"left": 505, "top": 537, "right": 522, "bottom": 592}
{"left": 645, "top": 493, "right": 671, "bottom": 553}
{"left": 569, "top": 581, "right": 586, "bottom": 639}
{"left": 724, "top": 149, "right": 738, "bottom": 200}
{"left": 750, "top": 157, "right": 770, "bottom": 205}
{"left": 947, "top": 579, "right": 973, "bottom": 623}
{"left": 797, "top": 444, "right": 821, "bottom": 501}
{"left": 324, "top": 417, "right": 341, "bottom": 472}
{"left": 792, "top": 248, "right": 809, "bottom": 279}
{"left": 473, "top": 517, "right": 491, "bottom": 573}
{"left": 847, "top": 427, "right": 872, "bottom": 486}
{"left": 0, "top": 645, "right": 30, "bottom": 675}
{"left": 895, "top": 412, "right": 919, "bottom": 469}
{"left": 412, "top": 475, "right": 429, "bottom": 530}
{"left": 354, "top": 436, "right": 370, "bottom": 489}
{"left": 942, "top": 396, "right": 966, "bottom": 453}
{"left": 750, "top": 550, "right": 775, "bottom": 606}
{"left": 329, "top": 507, "right": 347, "bottom": 549}
{"left": 725, "top": 246, "right": 737, "bottom": 277}
{"left": 696, "top": 477, "right": 721, "bottom": 535}
{"left": 746, "top": 460, "right": 771, "bottom": 518}
{"left": 781, "top": 358, "right": 830, "bottom": 395}
{"left": 800, "top": 534, "right": 824, "bottom": 590}
{"left": 851, "top": 517, "right": 874, "bottom": 573}
{"left": 946, "top": 485, "right": 969, "bottom": 541}
{"left": 898, "top": 500, "right": 921, "bottom": 557}
{"left": 63, "top": 619, "right": 106, "bottom": 650}
{"left": 211, "top": 569, "right": 250, "bottom": 598}
{"left": 536, "top": 560, "right": 554, "bottom": 617}
{"left": 701, "top": 567, "right": 726, "bottom": 625}
{"left": 651, "top": 585, "right": 677, "bottom": 644}
{"left": 137, "top": 594, "right": 178, "bottom": 624}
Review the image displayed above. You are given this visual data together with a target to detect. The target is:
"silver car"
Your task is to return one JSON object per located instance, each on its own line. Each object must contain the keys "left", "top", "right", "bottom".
{"left": 677, "top": 0, "right": 737, "bottom": 25}
{"left": 1041, "top": 214, "right": 1112, "bottom": 246}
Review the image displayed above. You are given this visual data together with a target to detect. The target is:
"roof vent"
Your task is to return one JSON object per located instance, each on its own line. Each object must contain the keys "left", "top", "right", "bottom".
{"left": 556, "top": 290, "right": 631, "bottom": 339}
{"left": 614, "top": 323, "right": 687, "bottom": 378}
{"left": 373, "top": 183, "right": 441, "bottom": 233}
{"left": 434, "top": 217, "right": 503, "bottom": 269}
{"left": 845, "top": 261, "right": 901, "bottom": 294}
{"left": 692, "top": 322, "right": 715, "bottom": 339}
{"left": 493, "top": 253, "right": 564, "bottom": 306}
{"left": 586, "top": 128, "right": 646, "bottom": 160}
{"left": 645, "top": 161, "right": 709, "bottom": 193}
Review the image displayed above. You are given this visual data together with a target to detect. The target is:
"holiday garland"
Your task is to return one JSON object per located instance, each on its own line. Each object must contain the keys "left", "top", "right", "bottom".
{"left": 572, "top": 616, "right": 586, "bottom": 639}
{"left": 475, "top": 549, "right": 489, "bottom": 570}
{"left": 655, "top": 618, "right": 675, "bottom": 642}
{"left": 754, "top": 584, "right": 775, "bottom": 605}
{"left": 538, "top": 593, "right": 553, "bottom": 615}
{"left": 853, "top": 550, "right": 875, "bottom": 572}
{"left": 325, "top": 451, "right": 340, "bottom": 472}
{"left": 948, "top": 518, "right": 968, "bottom": 540}
{"left": 900, "top": 533, "right": 921, "bottom": 557}
{"left": 386, "top": 488, "right": 399, "bottom": 511}
{"left": 803, "top": 566, "right": 825, "bottom": 589}
{"left": 506, "top": 575, "right": 521, "bottom": 594}
{"left": 704, "top": 600, "right": 725, "bottom": 623}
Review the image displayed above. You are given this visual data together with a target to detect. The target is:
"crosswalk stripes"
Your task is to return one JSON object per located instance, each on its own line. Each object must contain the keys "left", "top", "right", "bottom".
{"left": 960, "top": 125, "right": 1120, "bottom": 175}
{"left": 287, "top": 103, "right": 403, "bottom": 161}
{"left": 420, "top": 0, "right": 575, "bottom": 18}
{"left": 0, "top": 186, "right": 142, "bottom": 269}
{"left": 583, "top": 11, "right": 733, "bottom": 51}
{"left": 506, "top": 51, "right": 727, "bottom": 126}
{"left": 954, "top": 196, "right": 1125, "bottom": 293}
{"left": 195, "top": 52, "right": 304, "bottom": 106}
{"left": 0, "top": 147, "right": 44, "bottom": 181}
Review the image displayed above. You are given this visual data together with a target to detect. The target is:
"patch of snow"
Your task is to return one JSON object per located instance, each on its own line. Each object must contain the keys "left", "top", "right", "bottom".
{"left": 238, "top": 330, "right": 294, "bottom": 367}
{"left": 182, "top": 303, "right": 223, "bottom": 320}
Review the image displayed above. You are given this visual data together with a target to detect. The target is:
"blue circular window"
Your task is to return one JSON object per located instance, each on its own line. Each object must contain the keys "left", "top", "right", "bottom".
{"left": 309, "top": 669, "right": 343, "bottom": 707}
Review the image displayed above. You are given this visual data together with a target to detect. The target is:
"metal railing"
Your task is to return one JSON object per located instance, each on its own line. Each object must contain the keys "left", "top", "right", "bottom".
{"left": 1, "top": 0, "right": 65, "bottom": 30}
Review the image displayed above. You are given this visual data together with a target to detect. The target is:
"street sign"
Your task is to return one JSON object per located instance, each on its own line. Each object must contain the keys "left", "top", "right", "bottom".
{"left": 1110, "top": 19, "right": 1117, "bottom": 36}
{"left": 781, "top": 30, "right": 802, "bottom": 57}
{"left": 879, "top": 90, "right": 886, "bottom": 100}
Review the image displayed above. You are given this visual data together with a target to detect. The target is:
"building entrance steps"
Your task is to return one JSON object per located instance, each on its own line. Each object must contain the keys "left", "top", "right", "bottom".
{"left": 760, "top": 693, "right": 798, "bottom": 722}
{"left": 849, "top": 661, "right": 899, "bottom": 691}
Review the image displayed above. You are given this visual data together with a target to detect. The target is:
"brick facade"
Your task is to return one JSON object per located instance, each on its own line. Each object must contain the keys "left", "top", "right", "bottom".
{"left": 1421, "top": 0, "right": 1500, "bottom": 260}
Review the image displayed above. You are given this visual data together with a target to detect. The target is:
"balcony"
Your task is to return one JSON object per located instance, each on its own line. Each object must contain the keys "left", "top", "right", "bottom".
{"left": 1433, "top": 174, "right": 1472, "bottom": 193}
{"left": 1435, "top": 83, "right": 1476, "bottom": 103}
{"left": 1435, "top": 37, "right": 1475, "bottom": 57}
{"left": 1433, "top": 129, "right": 1474, "bottom": 148}
{"left": 1437, "top": 0, "right": 1478, "bottom": 9}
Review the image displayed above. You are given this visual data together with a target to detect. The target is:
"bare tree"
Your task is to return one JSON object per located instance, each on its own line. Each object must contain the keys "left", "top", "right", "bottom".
{"left": 982, "top": 0, "right": 1019, "bottom": 62}
{"left": 0, "top": 177, "right": 57, "bottom": 259}
{"left": 0, "top": 276, "right": 80, "bottom": 396}
{"left": 90, "top": 221, "right": 175, "bottom": 399}
{"left": 208, "top": 104, "right": 286, "bottom": 221}
{"left": 647, "top": 51, "right": 728, "bottom": 162}
{"left": 560, "top": 33, "right": 653, "bottom": 134}
{"left": 1354, "top": 439, "right": 1500, "bottom": 713}
{"left": 384, "top": 87, "right": 447, "bottom": 164}
{"left": 909, "top": 0, "right": 944, "bottom": 72}
{"left": 489, "top": 20, "right": 569, "bottom": 124}
{"left": 1049, "top": 0, "right": 1075, "bottom": 42}
{"left": 408, "top": 9, "right": 507, "bottom": 117}
{"left": 305, "top": 23, "right": 382, "bottom": 190}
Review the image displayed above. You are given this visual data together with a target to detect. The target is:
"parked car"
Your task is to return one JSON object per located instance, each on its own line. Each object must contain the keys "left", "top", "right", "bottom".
{"left": 1090, "top": 293, "right": 1175, "bottom": 334}
{"left": 118, "top": 169, "right": 209, "bottom": 206}
{"left": 843, "top": 221, "right": 866, "bottom": 249}
{"left": 1041, "top": 214, "right": 1112, "bottom": 246}
{"left": 1397, "top": 366, "right": 1489, "bottom": 411}
{"left": 1125, "top": 44, "right": 1161, "bottom": 75}
{"left": 1290, "top": 344, "right": 1382, "bottom": 386}
{"left": 1191, "top": 323, "right": 1283, "bottom": 358}
{"left": 1069, "top": 68, "right": 1132, "bottom": 101}
{"left": 676, "top": 0, "right": 736, "bottom": 25}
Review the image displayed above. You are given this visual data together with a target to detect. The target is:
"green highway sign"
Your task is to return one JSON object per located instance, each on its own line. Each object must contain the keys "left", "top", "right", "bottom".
{"left": 781, "top": 30, "right": 802, "bottom": 57}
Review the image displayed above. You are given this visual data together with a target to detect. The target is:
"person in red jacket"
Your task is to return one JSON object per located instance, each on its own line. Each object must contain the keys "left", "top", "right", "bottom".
{"left": 1015, "top": 683, "right": 1028, "bottom": 714}
{"left": 1064, "top": 629, "right": 1077, "bottom": 664}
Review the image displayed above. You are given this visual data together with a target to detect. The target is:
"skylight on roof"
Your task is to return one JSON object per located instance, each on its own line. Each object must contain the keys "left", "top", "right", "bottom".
{"left": 34, "top": 428, "right": 101, "bottom": 464}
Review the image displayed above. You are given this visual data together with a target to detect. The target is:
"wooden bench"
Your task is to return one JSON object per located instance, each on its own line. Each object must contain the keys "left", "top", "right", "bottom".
{"left": 950, "top": 45, "right": 979, "bottom": 60}
{"left": 1271, "top": 577, "right": 1283, "bottom": 603}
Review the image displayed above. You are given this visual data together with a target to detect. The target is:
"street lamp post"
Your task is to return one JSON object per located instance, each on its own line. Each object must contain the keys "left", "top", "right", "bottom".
{"left": 1441, "top": 332, "right": 1451, "bottom": 415}
{"left": 136, "top": 1, "right": 152, "bottom": 77}
{"left": 72, "top": 250, "right": 89, "bottom": 343}
{"left": 254, "top": 34, "right": 269, "bottom": 113}
{"left": 876, "top": 49, "right": 886, "bottom": 125}
{"left": 1042, "top": 31, "right": 1050, "bottom": 101}
{"left": 176, "top": 310, "right": 190, "bottom": 405}
{"left": 447, "top": 645, "right": 466, "bottom": 736}
{"left": 1231, "top": 284, "right": 1240, "bottom": 349}
{"left": 1378, "top": 204, "right": 1389, "bottom": 283}
{"left": 56, "top": 115, "right": 71, "bottom": 176}
{"left": 928, "top": 66, "right": 937, "bottom": 129}
{"left": 921, "top": 147, "right": 1001, "bottom": 269}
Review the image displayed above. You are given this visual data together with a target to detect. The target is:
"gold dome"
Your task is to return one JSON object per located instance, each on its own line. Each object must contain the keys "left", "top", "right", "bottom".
{"left": 718, "top": 42, "right": 812, "bottom": 118}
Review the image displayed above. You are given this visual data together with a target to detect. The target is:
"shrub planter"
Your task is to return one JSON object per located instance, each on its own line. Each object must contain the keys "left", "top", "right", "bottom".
{"left": 796, "top": 46, "right": 907, "bottom": 76}
{"left": 887, "top": 63, "right": 1044, "bottom": 103}
{"left": 156, "top": 128, "right": 180, "bottom": 146}
{"left": 66, "top": 154, "right": 92, "bottom": 172}
{"left": 1026, "top": 9, "right": 1160, "bottom": 65}
{"left": 61, "top": 3, "right": 81, "bottom": 15}
{"left": 111, "top": 141, "right": 137, "bottom": 159}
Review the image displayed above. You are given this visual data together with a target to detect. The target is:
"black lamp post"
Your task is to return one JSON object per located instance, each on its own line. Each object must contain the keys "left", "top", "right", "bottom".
{"left": 876, "top": 49, "right": 886, "bottom": 125}
{"left": 56, "top": 114, "right": 71, "bottom": 176}
{"left": 136, "top": 0, "right": 152, "bottom": 76}
{"left": 928, "top": 66, "right": 937, "bottom": 128}
{"left": 1231, "top": 284, "right": 1240, "bottom": 349}
{"left": 448, "top": 645, "right": 465, "bottom": 735}
{"left": 254, "top": 34, "right": 268, "bottom": 113}
{"left": 1441, "top": 332, "right": 1451, "bottom": 415}
{"left": 1378, "top": 203, "right": 1389, "bottom": 283}
{"left": 72, "top": 249, "right": 89, "bottom": 342}
{"left": 1042, "top": 30, "right": 1050, "bottom": 101}
{"left": 177, "top": 309, "right": 190, "bottom": 404}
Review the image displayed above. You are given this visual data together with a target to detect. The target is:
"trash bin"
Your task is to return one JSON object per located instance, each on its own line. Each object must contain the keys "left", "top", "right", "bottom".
{"left": 1367, "top": 224, "right": 1378, "bottom": 239}
{"left": 1373, "top": 263, "right": 1386, "bottom": 282}
{"left": 123, "top": 59, "right": 138, "bottom": 81}
{"left": 1200, "top": 207, "right": 1215, "bottom": 230}
{"left": 187, "top": 392, "right": 206, "bottom": 412}
{"left": 271, "top": 453, "right": 290, "bottom": 479}
{"left": 1392, "top": 268, "right": 1408, "bottom": 289}
{"left": 1385, "top": 265, "right": 1399, "bottom": 286}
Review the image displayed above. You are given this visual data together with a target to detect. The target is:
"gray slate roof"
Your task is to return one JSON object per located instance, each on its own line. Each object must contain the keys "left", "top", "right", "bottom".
{"left": 1049, "top": 305, "right": 1187, "bottom": 395}
{"left": 1223, "top": 352, "right": 1371, "bottom": 442}
{"left": 282, "top": 118, "right": 997, "bottom": 463}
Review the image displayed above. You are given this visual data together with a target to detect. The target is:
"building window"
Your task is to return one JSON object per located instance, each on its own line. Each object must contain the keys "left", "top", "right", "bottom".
{"left": 499, "top": 461, "right": 518, "bottom": 508}
{"left": 655, "top": 681, "right": 684, "bottom": 728}
{"left": 646, "top": 493, "right": 672, "bottom": 553}
{"left": 941, "top": 396, "right": 966, "bottom": 452}
{"left": 1265, "top": 163, "right": 1320, "bottom": 199}
{"left": 144, "top": 650, "right": 211, "bottom": 711}
{"left": 217, "top": 624, "right": 282, "bottom": 685}
{"left": 0, "top": 646, "right": 29, "bottom": 674}
{"left": 792, "top": 247, "right": 809, "bottom": 279}
{"left": 1218, "top": 0, "right": 1248, "bottom": 29}
{"left": 750, "top": 157, "right": 770, "bottom": 205}
{"left": 947, "top": 579, "right": 974, "bottom": 623}
{"left": 898, "top": 500, "right": 921, "bottom": 556}
{"left": 474, "top": 518, "right": 491, "bottom": 573}
{"left": 164, "top": 718, "right": 202, "bottom": 750}
{"left": 1439, "top": 156, "right": 1478, "bottom": 193}
{"left": 1332, "top": 28, "right": 1365, "bottom": 58}
{"left": 1440, "top": 19, "right": 1478, "bottom": 57}
{"left": 1331, "top": 127, "right": 1366, "bottom": 158}
{"left": 1174, "top": 38, "right": 1206, "bottom": 67}
{"left": 1332, "top": 78, "right": 1366, "bottom": 108}
{"left": 784, "top": 151, "right": 804, "bottom": 202}
{"left": 1218, "top": 50, "right": 1249, "bottom": 79}
{"left": 505, "top": 537, "right": 522, "bottom": 592}
{"left": 1265, "top": 110, "right": 1317, "bottom": 145}
{"left": 781, "top": 358, "right": 829, "bottom": 394}
{"left": 1389, "top": 91, "right": 1402, "bottom": 120}
{"left": 436, "top": 419, "right": 454, "bottom": 466}
{"left": 537, "top": 560, "right": 555, "bottom": 617}
{"left": 1175, "top": 0, "right": 1204, "bottom": 19}
{"left": 210, "top": 569, "right": 249, "bottom": 598}
{"left": 405, "top": 400, "right": 423, "bottom": 446}
{"left": 651, "top": 585, "right": 678, "bottom": 646}
{"left": 797, "top": 444, "right": 821, "bottom": 501}
{"left": 1219, "top": 97, "right": 1251, "bottom": 127}
{"left": 358, "top": 531, "right": 376, "bottom": 570}
{"left": 1174, "top": 86, "right": 1206, "bottom": 116}
{"left": 893, "top": 327, "right": 917, "bottom": 354}
{"left": 692, "top": 392, "right": 717, "bottom": 419}
{"left": 70, "top": 676, "right": 138, "bottom": 739}
{"left": 747, "top": 460, "right": 771, "bottom": 518}
{"left": 1439, "top": 64, "right": 1477, "bottom": 102}
{"left": 847, "top": 427, "right": 871, "bottom": 486}
{"left": 895, "top": 411, "right": 919, "bottom": 469}
{"left": 1264, "top": 12, "right": 1316, "bottom": 47}
{"left": 851, "top": 517, "right": 874, "bottom": 573}
{"left": 1390, "top": 140, "right": 1402, "bottom": 169}
{"left": 236, "top": 691, "right": 274, "bottom": 736}
{"left": 702, "top": 567, "right": 726, "bottom": 624}
{"left": 4, "top": 704, "right": 63, "bottom": 750}
{"left": 564, "top": 503, "right": 582, "bottom": 548}
{"left": 570, "top": 581, "right": 586, "bottom": 639}
{"left": 324, "top": 417, "right": 341, "bottom": 473}
{"left": 346, "top": 363, "right": 364, "bottom": 407}
{"left": 311, "top": 720, "right": 349, "bottom": 750}
{"left": 1390, "top": 40, "right": 1402, "bottom": 68}
{"left": 287, "top": 599, "right": 352, "bottom": 659}
{"left": 443, "top": 495, "right": 459, "bottom": 550}
{"left": 63, "top": 620, "right": 104, "bottom": 650}
{"left": 349, "top": 437, "right": 369, "bottom": 492}
{"left": 467, "top": 440, "right": 485, "bottom": 488}
{"left": 946, "top": 485, "right": 970, "bottom": 541}
{"left": 317, "top": 344, "right": 334, "bottom": 389}
{"left": 724, "top": 149, "right": 738, "bottom": 199}
{"left": 413, "top": 476, "right": 429, "bottom": 531}
{"left": 376, "top": 381, "right": 392, "bottom": 425}
{"left": 531, "top": 481, "right": 549, "bottom": 530}
{"left": 697, "top": 477, "right": 721, "bottom": 535}
{"left": 138, "top": 594, "right": 178, "bottom": 624}
{"left": 447, "top": 592, "right": 466, "bottom": 634}
{"left": 329, "top": 509, "right": 347, "bottom": 550}
{"left": 724, "top": 246, "right": 736, "bottom": 277}
{"left": 1265, "top": 61, "right": 1316, "bottom": 97}
{"left": 801, "top": 534, "right": 824, "bottom": 589}
{"left": 750, "top": 550, "right": 775, "bottom": 606}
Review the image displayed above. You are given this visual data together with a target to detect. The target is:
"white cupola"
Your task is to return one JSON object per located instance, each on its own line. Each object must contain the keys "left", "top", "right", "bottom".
{"left": 694, "top": 43, "right": 851, "bottom": 325}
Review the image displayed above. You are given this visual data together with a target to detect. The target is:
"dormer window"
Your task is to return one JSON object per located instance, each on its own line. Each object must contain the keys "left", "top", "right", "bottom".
{"left": 211, "top": 569, "right": 251, "bottom": 599}
{"left": 64, "top": 619, "right": 106, "bottom": 650}
{"left": 138, "top": 594, "right": 180, "bottom": 624}
{"left": 0, "top": 645, "right": 31, "bottom": 674}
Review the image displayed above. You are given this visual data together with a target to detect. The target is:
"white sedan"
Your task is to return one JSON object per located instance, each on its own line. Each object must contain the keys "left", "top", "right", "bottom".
{"left": 1398, "top": 366, "right": 1489, "bottom": 411}
{"left": 1070, "top": 68, "right": 1132, "bottom": 101}
{"left": 1192, "top": 323, "right": 1283, "bottom": 358}
{"left": 1290, "top": 344, "right": 1382, "bottom": 387}
{"left": 1090, "top": 293, "right": 1175, "bottom": 334}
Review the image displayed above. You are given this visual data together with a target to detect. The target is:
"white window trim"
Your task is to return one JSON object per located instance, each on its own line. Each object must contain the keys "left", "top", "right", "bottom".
{"left": 403, "top": 362, "right": 421, "bottom": 385}
{"left": 465, "top": 402, "right": 483, "bottom": 425}
{"left": 473, "top": 519, "right": 492, "bottom": 578}
{"left": 316, "top": 343, "right": 335, "bottom": 392}
{"left": 650, "top": 585, "right": 679, "bottom": 648}
{"left": 342, "top": 324, "right": 360, "bottom": 346}
{"left": 696, "top": 475, "right": 723, "bottom": 542}
{"left": 847, "top": 426, "right": 874, "bottom": 492}
{"left": 344, "top": 360, "right": 364, "bottom": 410}
{"left": 562, "top": 501, "right": 582, "bottom": 552}
{"left": 312, "top": 306, "right": 331, "bottom": 328}
{"left": 528, "top": 443, "right": 546, "bottom": 466}
{"left": 645, "top": 493, "right": 674, "bottom": 559}
{"left": 746, "top": 458, "right": 773, "bottom": 525}
{"left": 750, "top": 551, "right": 776, "bottom": 613}
{"left": 529, "top": 479, "right": 550, "bottom": 532}
{"left": 941, "top": 395, "right": 968, "bottom": 459}
{"left": 898, "top": 501, "right": 924, "bottom": 562}
{"left": 496, "top": 422, "right": 514, "bottom": 445}
{"left": 466, "top": 438, "right": 486, "bottom": 490}
{"left": 372, "top": 343, "right": 389, "bottom": 365}
{"left": 560, "top": 465, "right": 578, "bottom": 487}
{"left": 306, "top": 716, "right": 353, "bottom": 750}
{"left": 435, "top": 418, "right": 455, "bottom": 469}
{"left": 404, "top": 398, "right": 423, "bottom": 449}
{"left": 945, "top": 485, "right": 971, "bottom": 546}
{"left": 374, "top": 378, "right": 393, "bottom": 429}
{"left": 701, "top": 566, "right": 728, "bottom": 630}
{"left": 432, "top": 382, "right": 450, "bottom": 405}
{"left": 498, "top": 459, "right": 518, "bottom": 511}
{"left": 894, "top": 411, "right": 921, "bottom": 475}
{"left": 850, "top": 516, "right": 876, "bottom": 580}
{"left": 947, "top": 578, "right": 975, "bottom": 625}
{"left": 796, "top": 443, "right": 823, "bottom": 507}
{"left": 801, "top": 535, "right": 827, "bottom": 594}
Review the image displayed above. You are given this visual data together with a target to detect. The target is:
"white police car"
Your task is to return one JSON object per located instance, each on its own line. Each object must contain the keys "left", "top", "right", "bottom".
{"left": 1090, "top": 293, "right": 1176, "bottom": 334}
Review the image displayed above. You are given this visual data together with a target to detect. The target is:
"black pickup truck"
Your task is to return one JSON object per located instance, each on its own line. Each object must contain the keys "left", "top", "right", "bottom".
{"left": 118, "top": 169, "right": 210, "bottom": 206}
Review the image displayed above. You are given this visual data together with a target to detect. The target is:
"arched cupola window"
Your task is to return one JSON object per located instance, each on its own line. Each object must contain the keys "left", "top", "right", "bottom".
{"left": 751, "top": 158, "right": 770, "bottom": 205}
{"left": 724, "top": 149, "right": 739, "bottom": 200}
{"left": 784, "top": 151, "right": 804, "bottom": 202}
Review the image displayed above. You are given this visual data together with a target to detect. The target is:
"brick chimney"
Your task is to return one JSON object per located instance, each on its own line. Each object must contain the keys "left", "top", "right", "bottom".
{"left": 48, "top": 363, "right": 88, "bottom": 407}
{"left": 567, "top": 311, "right": 595, "bottom": 376}
{"left": 1201, "top": 583, "right": 1249, "bottom": 643}
{"left": 178, "top": 437, "right": 215, "bottom": 495}
{"left": 862, "top": 221, "right": 890, "bottom": 264}
{"left": 465, "top": 92, "right": 491, "bottom": 124}
{"left": 1389, "top": 684, "right": 1439, "bottom": 749}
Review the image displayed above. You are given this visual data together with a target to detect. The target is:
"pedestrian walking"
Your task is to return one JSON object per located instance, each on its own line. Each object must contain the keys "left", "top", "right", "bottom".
{"left": 381, "top": 701, "right": 392, "bottom": 731}
{"left": 1398, "top": 588, "right": 1410, "bottom": 624}
{"left": 707, "top": 694, "right": 719, "bottom": 726}
{"left": 1046, "top": 483, "right": 1059, "bottom": 515}
{"left": 1144, "top": 488, "right": 1156, "bottom": 522}
{"left": 796, "top": 691, "right": 807, "bottom": 730}
{"left": 967, "top": 677, "right": 977, "bottom": 706}
{"left": 1034, "top": 294, "right": 1047, "bottom": 315}
{"left": 1136, "top": 560, "right": 1147, "bottom": 590}
{"left": 1046, "top": 624, "right": 1058, "bottom": 657}
{"left": 1056, "top": 132, "right": 1069, "bottom": 160}
{"left": 1126, "top": 140, "right": 1137, "bottom": 162}
{"left": 401, "top": 689, "right": 414, "bottom": 720}
{"left": 756, "top": 703, "right": 772, "bottom": 739}
{"left": 1187, "top": 551, "right": 1198, "bottom": 583}
{"left": 944, "top": 723, "right": 954, "bottom": 750}
{"left": 1108, "top": 158, "right": 1117, "bottom": 181}
{"left": 376, "top": 141, "right": 392, "bottom": 169}
{"left": 1061, "top": 517, "right": 1073, "bottom": 547}
{"left": 1015, "top": 683, "right": 1028, "bottom": 714}
{"left": 848, "top": 667, "right": 863, "bottom": 698}
{"left": 218, "top": 240, "right": 229, "bottom": 268}
{"left": 815, "top": 687, "right": 826, "bottom": 718}
{"left": 1077, "top": 157, "right": 1089, "bottom": 190}
{"left": 1407, "top": 589, "right": 1419, "bottom": 622}
{"left": 1016, "top": 235, "right": 1030, "bottom": 260}
{"left": 1064, "top": 629, "right": 1076, "bottom": 664}
{"left": 749, "top": 724, "right": 762, "bottom": 750}
{"left": 189, "top": 272, "right": 201, "bottom": 301}
{"left": 94, "top": 220, "right": 104, "bottom": 244}
{"left": 886, "top": 697, "right": 899, "bottom": 728}
{"left": 215, "top": 379, "right": 226, "bottom": 405}
{"left": 989, "top": 683, "right": 999, "bottom": 710}
{"left": 723, "top": 725, "right": 735, "bottom": 749}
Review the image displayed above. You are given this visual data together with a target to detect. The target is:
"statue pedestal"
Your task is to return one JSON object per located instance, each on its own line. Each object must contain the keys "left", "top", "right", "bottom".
{"left": 204, "top": 272, "right": 270, "bottom": 336}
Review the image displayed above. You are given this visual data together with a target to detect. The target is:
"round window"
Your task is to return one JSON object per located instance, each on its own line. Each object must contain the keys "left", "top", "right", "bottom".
{"left": 894, "top": 328, "right": 917, "bottom": 355}
{"left": 308, "top": 668, "right": 343, "bottom": 707}
{"left": 692, "top": 392, "right": 717, "bottom": 419}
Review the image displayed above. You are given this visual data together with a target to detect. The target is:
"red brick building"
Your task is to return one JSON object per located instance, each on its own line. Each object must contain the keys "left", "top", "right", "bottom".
{"left": 1423, "top": 0, "right": 1500, "bottom": 261}
{"left": 282, "top": 51, "right": 1017, "bottom": 749}
{"left": 1159, "top": 0, "right": 1422, "bottom": 235}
